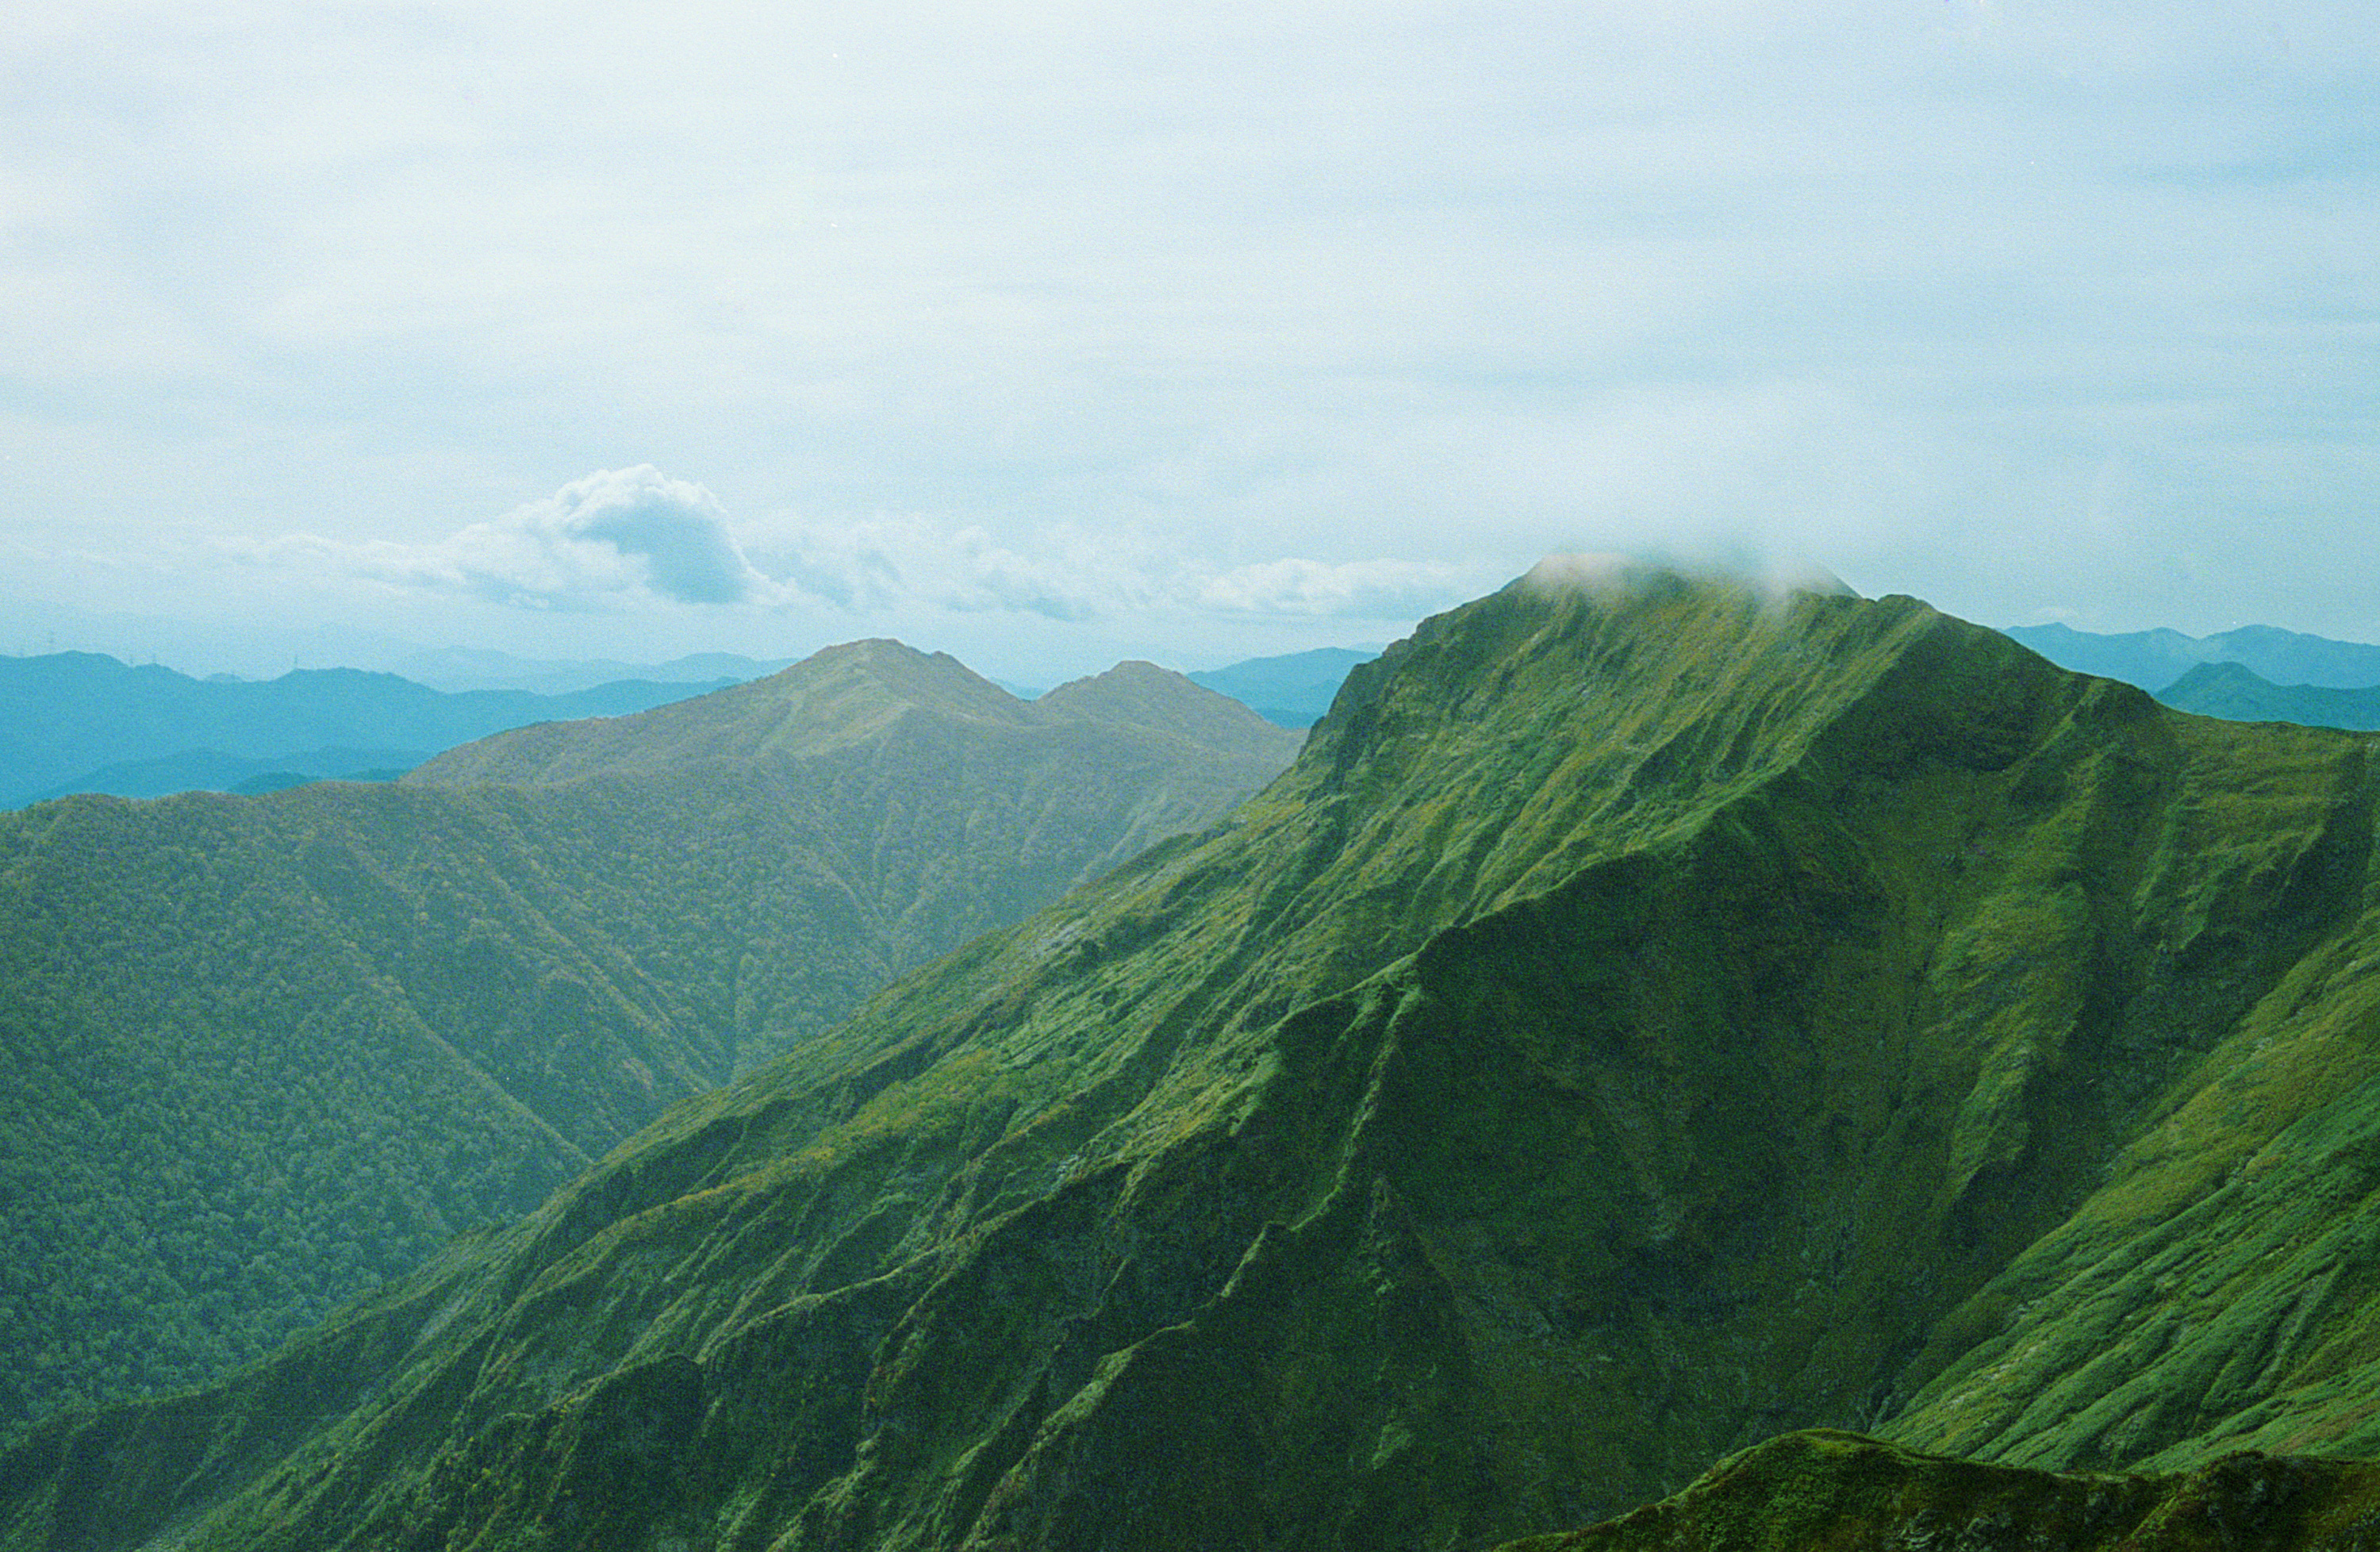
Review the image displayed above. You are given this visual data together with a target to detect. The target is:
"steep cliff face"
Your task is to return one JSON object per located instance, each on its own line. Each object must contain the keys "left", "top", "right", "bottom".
{"left": 10, "top": 566, "right": 2380, "bottom": 1552}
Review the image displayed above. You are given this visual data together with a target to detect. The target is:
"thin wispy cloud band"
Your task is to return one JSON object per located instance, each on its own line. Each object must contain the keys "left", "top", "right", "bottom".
{"left": 226, "top": 467, "right": 1487, "bottom": 628}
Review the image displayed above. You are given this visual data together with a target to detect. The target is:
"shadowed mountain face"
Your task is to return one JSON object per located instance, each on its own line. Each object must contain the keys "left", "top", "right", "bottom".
{"left": 13, "top": 569, "right": 2380, "bottom": 1552}
{"left": 0, "top": 643, "right": 1297, "bottom": 1440}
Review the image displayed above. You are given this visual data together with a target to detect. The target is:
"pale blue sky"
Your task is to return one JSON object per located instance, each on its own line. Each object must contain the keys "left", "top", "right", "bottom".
{"left": 4, "top": 1, "right": 2376, "bottom": 682}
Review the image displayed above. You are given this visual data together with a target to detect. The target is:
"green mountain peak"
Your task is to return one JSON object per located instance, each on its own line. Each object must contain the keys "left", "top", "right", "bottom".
{"left": 406, "top": 636, "right": 1035, "bottom": 786}
{"left": 1035, "top": 659, "right": 1296, "bottom": 751}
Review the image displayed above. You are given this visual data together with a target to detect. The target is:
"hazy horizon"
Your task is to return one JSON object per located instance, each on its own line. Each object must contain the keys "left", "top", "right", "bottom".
{"left": 7, "top": 2, "right": 2376, "bottom": 686}
{"left": 10, "top": 555, "right": 2380, "bottom": 691}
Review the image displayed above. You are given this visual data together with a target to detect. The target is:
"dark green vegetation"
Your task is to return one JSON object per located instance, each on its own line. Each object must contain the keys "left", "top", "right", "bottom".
{"left": 2008, "top": 620, "right": 2380, "bottom": 694}
{"left": 2159, "top": 660, "right": 2380, "bottom": 732}
{"left": 1500, "top": 1431, "right": 2380, "bottom": 1551}
{"left": 0, "top": 643, "right": 1296, "bottom": 1439}
{"left": 18, "top": 567, "right": 2380, "bottom": 1551}
{"left": 1188, "top": 645, "right": 1378, "bottom": 727}
{"left": 0, "top": 651, "right": 747, "bottom": 806}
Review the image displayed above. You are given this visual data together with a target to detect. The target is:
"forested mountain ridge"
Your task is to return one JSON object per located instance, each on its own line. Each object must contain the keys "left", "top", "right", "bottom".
{"left": 23, "top": 563, "right": 2380, "bottom": 1551}
{"left": 0, "top": 643, "right": 1298, "bottom": 1441}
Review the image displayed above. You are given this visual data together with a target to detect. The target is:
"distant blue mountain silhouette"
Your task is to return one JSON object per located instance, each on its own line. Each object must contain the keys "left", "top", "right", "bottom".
{"left": 2154, "top": 660, "right": 2380, "bottom": 732}
{"left": 2003, "top": 620, "right": 2380, "bottom": 693}
{"left": 1187, "top": 646, "right": 1379, "bottom": 728}
{"left": 0, "top": 653, "right": 745, "bottom": 808}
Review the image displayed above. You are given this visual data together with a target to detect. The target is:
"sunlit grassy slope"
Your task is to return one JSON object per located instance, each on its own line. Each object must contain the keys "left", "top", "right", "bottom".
{"left": 12, "top": 567, "right": 2380, "bottom": 1551}
{"left": 0, "top": 643, "right": 1294, "bottom": 1442}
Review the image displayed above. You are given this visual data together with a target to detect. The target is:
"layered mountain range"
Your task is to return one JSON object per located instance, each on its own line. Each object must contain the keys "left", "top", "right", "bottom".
{"left": 2156, "top": 659, "right": 2380, "bottom": 732}
{"left": 0, "top": 654, "right": 753, "bottom": 808}
{"left": 0, "top": 644, "right": 1297, "bottom": 1437}
{"left": 2005, "top": 619, "right": 2380, "bottom": 695}
{"left": 12, "top": 566, "right": 2380, "bottom": 1550}
{"left": 1986, "top": 623, "right": 2380, "bottom": 736}
{"left": 1186, "top": 646, "right": 1378, "bottom": 728}
{"left": 1, "top": 643, "right": 1361, "bottom": 811}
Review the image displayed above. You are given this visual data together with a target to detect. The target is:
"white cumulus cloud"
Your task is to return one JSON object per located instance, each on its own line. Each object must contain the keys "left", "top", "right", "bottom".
{"left": 234, "top": 467, "right": 780, "bottom": 611}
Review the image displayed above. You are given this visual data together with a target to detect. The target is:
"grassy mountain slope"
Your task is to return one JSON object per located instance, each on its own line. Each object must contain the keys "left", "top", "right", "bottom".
{"left": 2158, "top": 659, "right": 2380, "bottom": 732}
{"left": 17, "top": 567, "right": 2380, "bottom": 1551}
{"left": 412, "top": 646, "right": 1303, "bottom": 967}
{"left": 1499, "top": 1430, "right": 2380, "bottom": 1551}
{"left": 404, "top": 641, "right": 1026, "bottom": 785}
{"left": 0, "top": 644, "right": 1296, "bottom": 1441}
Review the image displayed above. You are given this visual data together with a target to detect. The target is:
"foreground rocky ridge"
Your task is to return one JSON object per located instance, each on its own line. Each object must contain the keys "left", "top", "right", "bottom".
{"left": 11, "top": 566, "right": 2380, "bottom": 1550}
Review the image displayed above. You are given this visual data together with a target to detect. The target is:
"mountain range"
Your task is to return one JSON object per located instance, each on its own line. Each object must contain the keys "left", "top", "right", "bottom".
{"left": 385, "top": 647, "right": 800, "bottom": 697}
{"left": 2, "top": 645, "right": 1371, "bottom": 812}
{"left": 0, "top": 644, "right": 1298, "bottom": 1439}
{"left": 0, "top": 654, "right": 747, "bottom": 809}
{"left": 15, "top": 566, "right": 2380, "bottom": 1549}
{"left": 1186, "top": 646, "right": 1379, "bottom": 728}
{"left": 2155, "top": 659, "right": 2380, "bottom": 732}
{"left": 2005, "top": 619, "right": 2380, "bottom": 693}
